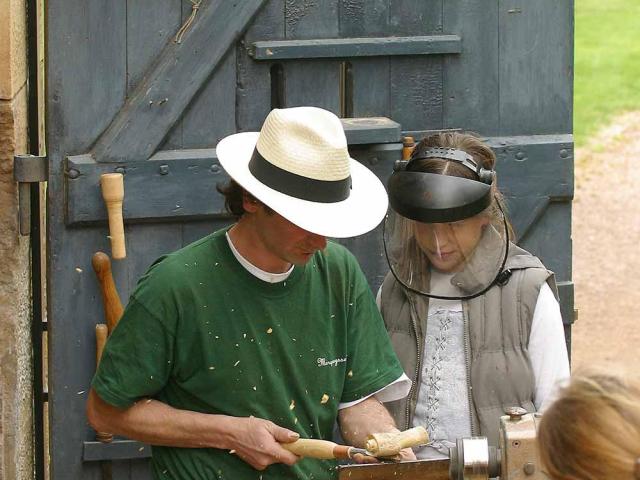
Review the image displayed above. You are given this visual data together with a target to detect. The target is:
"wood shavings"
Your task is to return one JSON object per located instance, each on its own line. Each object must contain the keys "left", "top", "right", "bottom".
{"left": 267, "top": 327, "right": 273, "bottom": 334}
{"left": 347, "top": 370, "right": 353, "bottom": 377}
{"left": 289, "top": 400, "right": 295, "bottom": 410}
{"left": 321, "top": 394, "right": 329, "bottom": 404}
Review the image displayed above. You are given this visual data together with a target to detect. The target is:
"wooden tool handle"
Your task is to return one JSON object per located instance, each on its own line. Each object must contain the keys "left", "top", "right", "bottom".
{"left": 402, "top": 136, "right": 416, "bottom": 160}
{"left": 95, "top": 323, "right": 113, "bottom": 443}
{"left": 95, "top": 324, "right": 109, "bottom": 365}
{"left": 92, "top": 252, "right": 124, "bottom": 334}
{"left": 100, "top": 173, "right": 126, "bottom": 259}
{"left": 365, "top": 426, "right": 429, "bottom": 457}
{"left": 281, "top": 439, "right": 352, "bottom": 460}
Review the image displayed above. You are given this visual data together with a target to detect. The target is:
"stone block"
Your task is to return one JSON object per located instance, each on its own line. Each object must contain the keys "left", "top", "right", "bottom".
{"left": 0, "top": 84, "right": 33, "bottom": 480}
{"left": 0, "top": 0, "right": 27, "bottom": 101}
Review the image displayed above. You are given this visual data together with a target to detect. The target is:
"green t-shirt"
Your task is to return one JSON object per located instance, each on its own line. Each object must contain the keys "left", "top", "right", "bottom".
{"left": 92, "top": 228, "right": 404, "bottom": 480}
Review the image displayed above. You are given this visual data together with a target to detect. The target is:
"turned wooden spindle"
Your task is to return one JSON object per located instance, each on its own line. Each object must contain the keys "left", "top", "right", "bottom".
{"left": 365, "top": 426, "right": 429, "bottom": 457}
{"left": 100, "top": 173, "right": 126, "bottom": 259}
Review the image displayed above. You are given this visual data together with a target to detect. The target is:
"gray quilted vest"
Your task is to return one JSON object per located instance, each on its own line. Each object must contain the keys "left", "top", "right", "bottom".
{"left": 380, "top": 242, "right": 557, "bottom": 446}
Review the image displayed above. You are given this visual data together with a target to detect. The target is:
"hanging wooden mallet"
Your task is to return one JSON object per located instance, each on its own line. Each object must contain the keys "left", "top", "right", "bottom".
{"left": 100, "top": 173, "right": 126, "bottom": 259}
{"left": 92, "top": 252, "right": 124, "bottom": 334}
{"left": 92, "top": 251, "right": 124, "bottom": 443}
{"left": 94, "top": 323, "right": 113, "bottom": 443}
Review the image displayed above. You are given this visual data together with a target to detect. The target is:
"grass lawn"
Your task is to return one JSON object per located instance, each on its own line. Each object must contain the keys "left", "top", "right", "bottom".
{"left": 575, "top": 0, "right": 640, "bottom": 146}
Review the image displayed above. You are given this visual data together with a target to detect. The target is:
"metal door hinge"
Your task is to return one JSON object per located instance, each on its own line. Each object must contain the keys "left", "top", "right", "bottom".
{"left": 14, "top": 154, "right": 48, "bottom": 236}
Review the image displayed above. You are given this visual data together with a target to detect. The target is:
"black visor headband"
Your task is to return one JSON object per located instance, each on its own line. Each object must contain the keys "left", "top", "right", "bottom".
{"left": 387, "top": 171, "right": 493, "bottom": 223}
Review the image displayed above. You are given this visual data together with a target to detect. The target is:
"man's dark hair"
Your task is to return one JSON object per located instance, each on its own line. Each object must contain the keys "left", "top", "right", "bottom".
{"left": 217, "top": 179, "right": 245, "bottom": 218}
{"left": 216, "top": 179, "right": 274, "bottom": 218}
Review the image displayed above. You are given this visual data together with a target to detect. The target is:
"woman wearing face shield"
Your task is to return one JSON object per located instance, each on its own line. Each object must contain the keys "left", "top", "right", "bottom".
{"left": 378, "top": 132, "right": 570, "bottom": 459}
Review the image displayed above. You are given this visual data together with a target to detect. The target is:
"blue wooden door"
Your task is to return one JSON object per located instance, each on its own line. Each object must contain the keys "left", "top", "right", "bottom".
{"left": 45, "top": 1, "right": 573, "bottom": 478}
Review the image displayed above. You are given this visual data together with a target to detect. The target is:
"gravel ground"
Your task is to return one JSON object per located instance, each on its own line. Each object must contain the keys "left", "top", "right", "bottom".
{"left": 570, "top": 111, "right": 640, "bottom": 373}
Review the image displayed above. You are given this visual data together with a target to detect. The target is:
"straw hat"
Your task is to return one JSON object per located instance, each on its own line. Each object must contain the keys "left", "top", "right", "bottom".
{"left": 216, "top": 107, "right": 388, "bottom": 238}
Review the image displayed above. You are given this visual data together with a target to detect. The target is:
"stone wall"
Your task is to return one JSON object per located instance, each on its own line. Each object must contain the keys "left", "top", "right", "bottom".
{"left": 0, "top": 0, "right": 35, "bottom": 478}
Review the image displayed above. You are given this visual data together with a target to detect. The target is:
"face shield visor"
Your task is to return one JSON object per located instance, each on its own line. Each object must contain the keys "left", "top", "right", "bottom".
{"left": 383, "top": 150, "right": 510, "bottom": 300}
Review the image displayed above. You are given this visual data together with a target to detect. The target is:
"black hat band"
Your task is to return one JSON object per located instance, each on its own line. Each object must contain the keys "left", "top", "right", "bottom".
{"left": 248, "top": 148, "right": 352, "bottom": 203}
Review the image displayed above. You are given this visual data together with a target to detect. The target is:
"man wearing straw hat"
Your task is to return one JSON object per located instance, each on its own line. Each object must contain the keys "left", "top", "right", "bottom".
{"left": 87, "top": 106, "right": 413, "bottom": 479}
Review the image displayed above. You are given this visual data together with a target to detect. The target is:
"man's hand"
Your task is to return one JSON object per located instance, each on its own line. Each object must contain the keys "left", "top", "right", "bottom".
{"left": 338, "top": 397, "right": 419, "bottom": 462}
{"left": 396, "top": 447, "right": 417, "bottom": 461}
{"left": 228, "top": 416, "right": 300, "bottom": 470}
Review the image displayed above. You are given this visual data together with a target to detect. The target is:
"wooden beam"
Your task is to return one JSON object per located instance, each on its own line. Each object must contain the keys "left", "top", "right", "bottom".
{"left": 64, "top": 121, "right": 403, "bottom": 226}
{"left": 65, "top": 134, "right": 572, "bottom": 227}
{"left": 83, "top": 440, "right": 151, "bottom": 461}
{"left": 341, "top": 117, "right": 400, "bottom": 144}
{"left": 65, "top": 151, "right": 228, "bottom": 225}
{"left": 338, "top": 458, "right": 450, "bottom": 480}
{"left": 91, "top": 0, "right": 268, "bottom": 163}
{"left": 250, "top": 35, "right": 461, "bottom": 60}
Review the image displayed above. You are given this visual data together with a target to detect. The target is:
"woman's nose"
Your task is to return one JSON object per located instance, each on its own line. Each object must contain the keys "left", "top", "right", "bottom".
{"left": 431, "top": 223, "right": 452, "bottom": 241}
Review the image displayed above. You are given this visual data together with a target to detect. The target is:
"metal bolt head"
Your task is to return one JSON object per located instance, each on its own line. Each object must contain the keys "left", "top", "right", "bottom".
{"left": 115, "top": 166, "right": 126, "bottom": 175}
{"left": 210, "top": 164, "right": 220, "bottom": 174}
{"left": 159, "top": 165, "right": 169, "bottom": 175}
{"left": 504, "top": 406, "right": 527, "bottom": 420}
{"left": 515, "top": 151, "right": 526, "bottom": 160}
{"left": 524, "top": 462, "right": 536, "bottom": 475}
{"left": 66, "top": 169, "right": 79, "bottom": 179}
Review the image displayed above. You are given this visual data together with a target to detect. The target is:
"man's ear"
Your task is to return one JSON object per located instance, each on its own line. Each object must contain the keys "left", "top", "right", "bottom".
{"left": 241, "top": 190, "right": 260, "bottom": 213}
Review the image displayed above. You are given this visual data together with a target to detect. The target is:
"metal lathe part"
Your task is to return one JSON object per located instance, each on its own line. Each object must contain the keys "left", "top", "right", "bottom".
{"left": 347, "top": 447, "right": 372, "bottom": 458}
{"left": 449, "top": 437, "right": 500, "bottom": 480}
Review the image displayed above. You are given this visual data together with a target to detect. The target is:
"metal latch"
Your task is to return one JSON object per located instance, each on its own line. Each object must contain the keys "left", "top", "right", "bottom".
{"left": 13, "top": 154, "right": 48, "bottom": 236}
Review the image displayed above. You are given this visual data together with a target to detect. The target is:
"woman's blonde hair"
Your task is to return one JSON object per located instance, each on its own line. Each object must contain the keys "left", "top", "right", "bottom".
{"left": 538, "top": 372, "right": 640, "bottom": 480}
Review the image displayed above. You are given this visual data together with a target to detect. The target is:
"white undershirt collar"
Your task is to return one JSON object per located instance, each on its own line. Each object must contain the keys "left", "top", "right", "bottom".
{"left": 225, "top": 232, "right": 294, "bottom": 283}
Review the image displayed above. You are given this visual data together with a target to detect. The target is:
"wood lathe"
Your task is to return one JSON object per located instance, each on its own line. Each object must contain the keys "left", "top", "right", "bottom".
{"left": 338, "top": 410, "right": 545, "bottom": 480}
